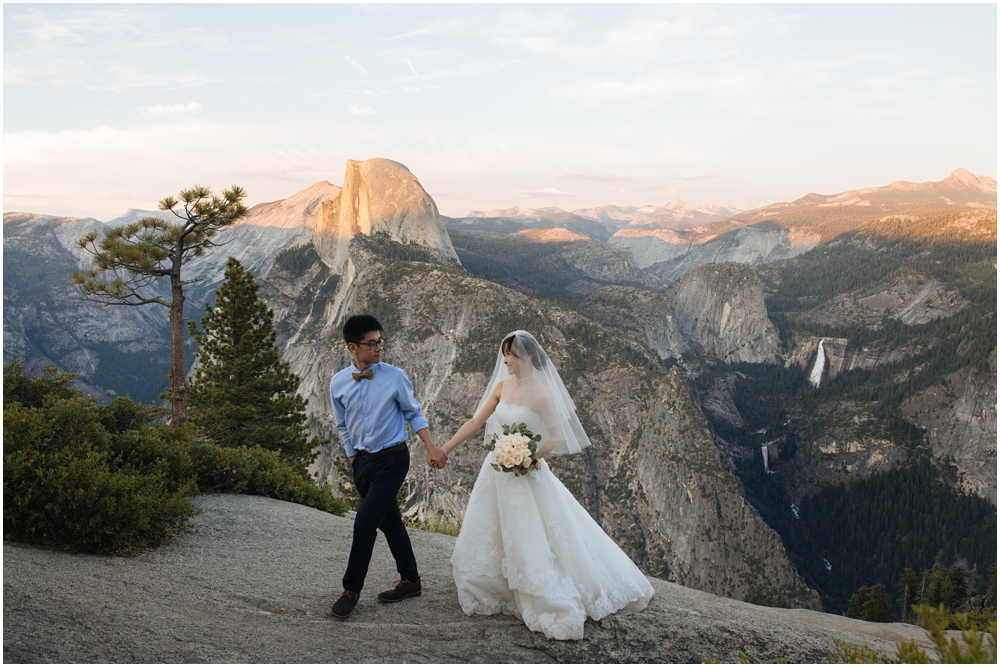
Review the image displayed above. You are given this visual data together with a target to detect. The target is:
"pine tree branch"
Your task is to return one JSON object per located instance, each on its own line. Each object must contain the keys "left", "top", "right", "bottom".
{"left": 80, "top": 293, "right": 171, "bottom": 308}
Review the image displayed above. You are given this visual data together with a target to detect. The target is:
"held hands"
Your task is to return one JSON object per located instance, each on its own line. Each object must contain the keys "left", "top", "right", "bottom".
{"left": 426, "top": 445, "right": 448, "bottom": 470}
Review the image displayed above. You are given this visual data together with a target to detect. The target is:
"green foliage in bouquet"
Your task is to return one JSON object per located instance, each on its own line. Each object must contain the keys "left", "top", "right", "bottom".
{"left": 485, "top": 422, "right": 542, "bottom": 476}
{"left": 3, "top": 361, "right": 198, "bottom": 554}
{"left": 190, "top": 441, "right": 348, "bottom": 516}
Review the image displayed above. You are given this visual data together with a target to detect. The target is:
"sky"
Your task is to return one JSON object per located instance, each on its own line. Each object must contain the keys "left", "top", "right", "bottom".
{"left": 3, "top": 3, "right": 997, "bottom": 221}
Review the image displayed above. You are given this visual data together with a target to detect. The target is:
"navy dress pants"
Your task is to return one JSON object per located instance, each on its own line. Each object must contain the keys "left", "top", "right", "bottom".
{"left": 342, "top": 447, "right": 419, "bottom": 593}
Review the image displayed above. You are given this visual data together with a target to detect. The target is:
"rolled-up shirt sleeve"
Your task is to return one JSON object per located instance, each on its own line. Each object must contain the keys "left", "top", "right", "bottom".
{"left": 330, "top": 380, "right": 357, "bottom": 458}
{"left": 396, "top": 371, "right": 429, "bottom": 433}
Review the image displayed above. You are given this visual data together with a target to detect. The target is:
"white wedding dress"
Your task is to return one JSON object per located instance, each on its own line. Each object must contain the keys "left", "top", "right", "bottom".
{"left": 451, "top": 400, "right": 655, "bottom": 640}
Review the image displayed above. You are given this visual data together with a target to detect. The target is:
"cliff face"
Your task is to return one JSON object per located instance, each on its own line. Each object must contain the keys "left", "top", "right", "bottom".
{"left": 648, "top": 223, "right": 810, "bottom": 283}
{"left": 556, "top": 241, "right": 665, "bottom": 290}
{"left": 901, "top": 350, "right": 997, "bottom": 504}
{"left": 576, "top": 286, "right": 689, "bottom": 360}
{"left": 609, "top": 222, "right": 812, "bottom": 279}
{"left": 667, "top": 263, "right": 780, "bottom": 364}
{"left": 791, "top": 410, "right": 909, "bottom": 496}
{"left": 259, "top": 237, "right": 817, "bottom": 607}
{"left": 3, "top": 213, "right": 170, "bottom": 402}
{"left": 788, "top": 275, "right": 969, "bottom": 329}
{"left": 602, "top": 370, "right": 819, "bottom": 607}
{"left": 577, "top": 263, "right": 779, "bottom": 365}
{"left": 183, "top": 180, "right": 340, "bottom": 295}
{"left": 314, "top": 158, "right": 459, "bottom": 273}
{"left": 786, "top": 336, "right": 921, "bottom": 382}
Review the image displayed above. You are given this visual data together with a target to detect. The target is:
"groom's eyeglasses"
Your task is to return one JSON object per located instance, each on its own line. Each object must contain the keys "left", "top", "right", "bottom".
{"left": 357, "top": 337, "right": 387, "bottom": 350}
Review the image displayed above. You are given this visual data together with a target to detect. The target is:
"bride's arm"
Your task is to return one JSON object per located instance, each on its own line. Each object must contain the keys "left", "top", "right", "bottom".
{"left": 441, "top": 384, "right": 502, "bottom": 455}
{"left": 536, "top": 420, "right": 562, "bottom": 459}
{"left": 528, "top": 385, "right": 562, "bottom": 459}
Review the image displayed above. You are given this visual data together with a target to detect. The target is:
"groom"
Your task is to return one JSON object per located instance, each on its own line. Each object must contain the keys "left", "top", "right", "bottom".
{"left": 328, "top": 314, "right": 448, "bottom": 619}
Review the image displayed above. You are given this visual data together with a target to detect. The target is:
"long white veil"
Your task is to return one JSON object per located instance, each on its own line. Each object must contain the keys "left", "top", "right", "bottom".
{"left": 472, "top": 330, "right": 591, "bottom": 456}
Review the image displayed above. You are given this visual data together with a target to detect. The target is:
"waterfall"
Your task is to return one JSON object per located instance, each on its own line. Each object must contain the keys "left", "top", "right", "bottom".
{"left": 809, "top": 338, "right": 826, "bottom": 387}
{"left": 761, "top": 445, "right": 770, "bottom": 473}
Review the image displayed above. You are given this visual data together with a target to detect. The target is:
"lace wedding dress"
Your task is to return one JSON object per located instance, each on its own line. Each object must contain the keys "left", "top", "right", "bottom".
{"left": 451, "top": 400, "right": 655, "bottom": 640}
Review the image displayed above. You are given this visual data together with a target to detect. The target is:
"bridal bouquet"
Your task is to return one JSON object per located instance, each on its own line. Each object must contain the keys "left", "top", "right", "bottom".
{"left": 485, "top": 423, "right": 543, "bottom": 476}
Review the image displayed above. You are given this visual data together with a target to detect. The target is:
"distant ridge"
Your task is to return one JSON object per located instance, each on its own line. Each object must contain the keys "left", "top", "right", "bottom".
{"left": 465, "top": 201, "right": 741, "bottom": 234}
{"left": 722, "top": 168, "right": 996, "bottom": 241}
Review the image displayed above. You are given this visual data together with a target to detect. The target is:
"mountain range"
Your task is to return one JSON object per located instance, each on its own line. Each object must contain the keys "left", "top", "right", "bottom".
{"left": 3, "top": 160, "right": 995, "bottom": 615}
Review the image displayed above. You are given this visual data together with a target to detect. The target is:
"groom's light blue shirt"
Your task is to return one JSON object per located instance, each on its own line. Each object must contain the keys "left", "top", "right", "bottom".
{"left": 329, "top": 361, "right": 429, "bottom": 458}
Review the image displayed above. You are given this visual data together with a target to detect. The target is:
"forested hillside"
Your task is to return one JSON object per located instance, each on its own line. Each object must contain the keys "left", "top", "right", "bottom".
{"left": 691, "top": 218, "right": 997, "bottom": 613}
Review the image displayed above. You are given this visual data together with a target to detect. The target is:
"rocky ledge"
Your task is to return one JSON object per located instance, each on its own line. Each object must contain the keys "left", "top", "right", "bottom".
{"left": 4, "top": 494, "right": 930, "bottom": 663}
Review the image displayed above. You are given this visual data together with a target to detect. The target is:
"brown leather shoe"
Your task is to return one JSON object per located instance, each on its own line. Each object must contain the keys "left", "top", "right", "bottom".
{"left": 377, "top": 578, "right": 421, "bottom": 602}
{"left": 331, "top": 590, "right": 360, "bottom": 618}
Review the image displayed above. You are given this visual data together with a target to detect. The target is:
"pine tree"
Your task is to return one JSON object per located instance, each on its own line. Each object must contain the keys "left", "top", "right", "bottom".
{"left": 72, "top": 185, "right": 248, "bottom": 426}
{"left": 187, "top": 257, "right": 322, "bottom": 474}
{"left": 848, "top": 586, "right": 871, "bottom": 619}
{"left": 899, "top": 567, "right": 920, "bottom": 621}
{"left": 861, "top": 584, "right": 893, "bottom": 623}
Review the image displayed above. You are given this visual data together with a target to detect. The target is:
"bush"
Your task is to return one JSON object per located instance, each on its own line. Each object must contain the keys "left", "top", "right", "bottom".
{"left": 833, "top": 605, "right": 997, "bottom": 664}
{"left": 191, "top": 441, "right": 348, "bottom": 516}
{"left": 3, "top": 362, "right": 198, "bottom": 554}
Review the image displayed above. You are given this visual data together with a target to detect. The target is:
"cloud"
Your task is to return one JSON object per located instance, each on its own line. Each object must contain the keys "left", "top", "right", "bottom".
{"left": 383, "top": 28, "right": 433, "bottom": 41}
{"left": 405, "top": 57, "right": 420, "bottom": 77}
{"left": 493, "top": 14, "right": 696, "bottom": 66}
{"left": 348, "top": 105, "right": 376, "bottom": 115}
{"left": 513, "top": 187, "right": 578, "bottom": 197}
{"left": 863, "top": 67, "right": 931, "bottom": 89}
{"left": 550, "top": 171, "right": 639, "bottom": 183}
{"left": 139, "top": 102, "right": 203, "bottom": 117}
{"left": 671, "top": 173, "right": 718, "bottom": 182}
{"left": 346, "top": 56, "right": 369, "bottom": 75}
{"left": 3, "top": 7, "right": 226, "bottom": 91}
{"left": 550, "top": 65, "right": 763, "bottom": 108}
{"left": 397, "top": 61, "right": 488, "bottom": 83}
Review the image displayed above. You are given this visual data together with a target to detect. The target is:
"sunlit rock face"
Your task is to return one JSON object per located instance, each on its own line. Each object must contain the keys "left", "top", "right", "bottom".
{"left": 314, "top": 158, "right": 459, "bottom": 273}
{"left": 902, "top": 349, "right": 998, "bottom": 504}
{"left": 667, "top": 262, "right": 780, "bottom": 364}
{"left": 184, "top": 180, "right": 342, "bottom": 297}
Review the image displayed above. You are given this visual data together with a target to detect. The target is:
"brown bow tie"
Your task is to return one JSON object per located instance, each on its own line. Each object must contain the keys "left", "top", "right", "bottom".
{"left": 352, "top": 369, "right": 373, "bottom": 381}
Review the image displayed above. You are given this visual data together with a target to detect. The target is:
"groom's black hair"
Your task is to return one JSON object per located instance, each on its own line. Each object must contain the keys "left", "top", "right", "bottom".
{"left": 343, "top": 314, "right": 383, "bottom": 345}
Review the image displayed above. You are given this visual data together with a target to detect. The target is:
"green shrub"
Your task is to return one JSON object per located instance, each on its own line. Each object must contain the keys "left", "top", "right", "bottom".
{"left": 191, "top": 441, "right": 348, "bottom": 516}
{"left": 833, "top": 604, "right": 997, "bottom": 664}
{"left": 3, "top": 364, "right": 198, "bottom": 554}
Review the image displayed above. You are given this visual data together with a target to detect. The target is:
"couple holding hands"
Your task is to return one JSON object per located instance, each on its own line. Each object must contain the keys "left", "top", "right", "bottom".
{"left": 328, "top": 314, "right": 652, "bottom": 641}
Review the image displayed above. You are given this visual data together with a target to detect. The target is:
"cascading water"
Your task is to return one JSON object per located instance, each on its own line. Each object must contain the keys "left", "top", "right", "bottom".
{"left": 761, "top": 445, "right": 770, "bottom": 473}
{"left": 809, "top": 338, "right": 826, "bottom": 388}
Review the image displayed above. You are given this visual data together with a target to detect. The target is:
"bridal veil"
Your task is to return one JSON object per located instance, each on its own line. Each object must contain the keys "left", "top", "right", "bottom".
{"left": 472, "top": 330, "right": 591, "bottom": 456}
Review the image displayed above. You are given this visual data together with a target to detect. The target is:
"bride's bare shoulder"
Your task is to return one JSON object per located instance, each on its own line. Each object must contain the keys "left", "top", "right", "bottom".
{"left": 521, "top": 377, "right": 553, "bottom": 402}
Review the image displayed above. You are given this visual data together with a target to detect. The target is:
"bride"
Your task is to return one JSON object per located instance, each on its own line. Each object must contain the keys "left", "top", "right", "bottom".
{"left": 441, "top": 330, "right": 654, "bottom": 640}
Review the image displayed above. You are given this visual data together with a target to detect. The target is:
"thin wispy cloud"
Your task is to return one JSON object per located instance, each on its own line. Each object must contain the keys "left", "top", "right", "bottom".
{"left": 551, "top": 171, "right": 639, "bottom": 183}
{"left": 493, "top": 14, "right": 697, "bottom": 66}
{"left": 140, "top": 102, "right": 203, "bottom": 117}
{"left": 514, "top": 187, "right": 578, "bottom": 197}
{"left": 405, "top": 57, "right": 420, "bottom": 77}
{"left": 383, "top": 28, "right": 432, "bottom": 41}
{"left": 4, "top": 7, "right": 226, "bottom": 90}
{"left": 671, "top": 173, "right": 718, "bottom": 182}
{"left": 348, "top": 105, "right": 376, "bottom": 115}
{"left": 346, "top": 56, "right": 369, "bottom": 75}
{"left": 863, "top": 68, "right": 932, "bottom": 89}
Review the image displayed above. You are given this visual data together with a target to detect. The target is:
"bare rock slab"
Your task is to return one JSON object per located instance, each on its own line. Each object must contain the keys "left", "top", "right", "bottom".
{"left": 4, "top": 494, "right": 930, "bottom": 663}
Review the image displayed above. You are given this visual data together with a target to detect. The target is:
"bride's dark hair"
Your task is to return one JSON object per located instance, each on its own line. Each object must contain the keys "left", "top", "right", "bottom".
{"left": 502, "top": 333, "right": 546, "bottom": 370}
